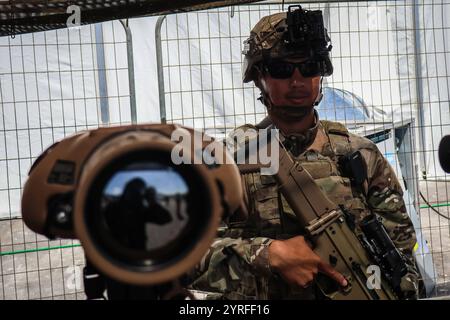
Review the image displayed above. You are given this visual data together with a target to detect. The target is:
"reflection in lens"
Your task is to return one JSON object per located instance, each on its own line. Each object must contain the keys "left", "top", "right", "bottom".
{"left": 101, "top": 163, "right": 189, "bottom": 252}
{"left": 85, "top": 151, "right": 211, "bottom": 272}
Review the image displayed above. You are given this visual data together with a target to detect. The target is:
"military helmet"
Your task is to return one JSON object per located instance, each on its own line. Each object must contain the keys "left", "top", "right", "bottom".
{"left": 242, "top": 6, "right": 333, "bottom": 83}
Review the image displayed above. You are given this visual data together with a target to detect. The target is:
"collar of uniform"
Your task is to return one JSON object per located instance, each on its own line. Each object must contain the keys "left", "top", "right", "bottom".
{"left": 277, "top": 110, "right": 320, "bottom": 157}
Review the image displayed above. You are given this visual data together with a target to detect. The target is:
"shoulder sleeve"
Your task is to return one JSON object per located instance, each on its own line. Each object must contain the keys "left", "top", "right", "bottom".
{"left": 350, "top": 133, "right": 420, "bottom": 298}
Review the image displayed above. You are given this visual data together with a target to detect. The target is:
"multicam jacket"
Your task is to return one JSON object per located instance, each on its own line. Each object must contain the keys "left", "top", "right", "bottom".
{"left": 188, "top": 119, "right": 420, "bottom": 300}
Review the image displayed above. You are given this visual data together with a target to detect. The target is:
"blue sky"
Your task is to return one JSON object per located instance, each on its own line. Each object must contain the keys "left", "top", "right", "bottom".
{"left": 104, "top": 169, "right": 188, "bottom": 197}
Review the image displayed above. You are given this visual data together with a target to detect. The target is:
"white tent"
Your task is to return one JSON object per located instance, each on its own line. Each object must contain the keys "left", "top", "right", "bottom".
{"left": 1, "top": 0, "right": 449, "bottom": 220}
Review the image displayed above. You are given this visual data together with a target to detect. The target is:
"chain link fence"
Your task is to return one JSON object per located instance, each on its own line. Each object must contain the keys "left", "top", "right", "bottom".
{"left": 0, "top": 0, "right": 449, "bottom": 299}
{"left": 156, "top": 0, "right": 450, "bottom": 297}
{"left": 0, "top": 20, "right": 132, "bottom": 299}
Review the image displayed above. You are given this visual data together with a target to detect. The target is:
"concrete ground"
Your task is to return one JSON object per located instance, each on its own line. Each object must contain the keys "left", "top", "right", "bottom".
{"left": 0, "top": 220, "right": 86, "bottom": 300}
{"left": 1, "top": 180, "right": 449, "bottom": 300}
{"left": 417, "top": 180, "right": 450, "bottom": 297}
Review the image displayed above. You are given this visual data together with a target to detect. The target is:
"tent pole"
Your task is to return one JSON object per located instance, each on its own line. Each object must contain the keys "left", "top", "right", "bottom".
{"left": 412, "top": 0, "right": 427, "bottom": 178}
{"left": 155, "top": 15, "right": 167, "bottom": 124}
{"left": 322, "top": 2, "right": 330, "bottom": 88}
{"left": 95, "top": 24, "right": 110, "bottom": 125}
{"left": 120, "top": 19, "right": 137, "bottom": 124}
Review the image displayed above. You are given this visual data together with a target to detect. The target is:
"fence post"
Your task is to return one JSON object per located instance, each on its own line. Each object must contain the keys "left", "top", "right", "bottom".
{"left": 155, "top": 15, "right": 167, "bottom": 124}
{"left": 120, "top": 19, "right": 137, "bottom": 124}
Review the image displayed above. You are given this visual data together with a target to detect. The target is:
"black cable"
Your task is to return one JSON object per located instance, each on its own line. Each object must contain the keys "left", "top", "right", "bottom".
{"left": 419, "top": 191, "right": 450, "bottom": 221}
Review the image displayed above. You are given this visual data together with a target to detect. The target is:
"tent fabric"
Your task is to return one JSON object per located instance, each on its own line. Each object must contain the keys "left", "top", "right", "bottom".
{"left": 1, "top": 1, "right": 449, "bottom": 219}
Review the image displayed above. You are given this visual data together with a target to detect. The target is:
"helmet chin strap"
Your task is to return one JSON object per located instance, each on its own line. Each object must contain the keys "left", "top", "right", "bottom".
{"left": 313, "top": 77, "right": 324, "bottom": 106}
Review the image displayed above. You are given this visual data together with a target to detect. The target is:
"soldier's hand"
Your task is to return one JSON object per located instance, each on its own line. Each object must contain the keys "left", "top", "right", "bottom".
{"left": 268, "top": 235, "right": 348, "bottom": 288}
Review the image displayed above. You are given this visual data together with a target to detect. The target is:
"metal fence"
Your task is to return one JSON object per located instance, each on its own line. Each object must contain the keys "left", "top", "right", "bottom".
{"left": 156, "top": 0, "right": 450, "bottom": 298}
{"left": 0, "top": 20, "right": 133, "bottom": 299}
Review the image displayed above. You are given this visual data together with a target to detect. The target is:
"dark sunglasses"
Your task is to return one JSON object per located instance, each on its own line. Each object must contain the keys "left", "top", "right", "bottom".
{"left": 262, "top": 60, "right": 322, "bottom": 79}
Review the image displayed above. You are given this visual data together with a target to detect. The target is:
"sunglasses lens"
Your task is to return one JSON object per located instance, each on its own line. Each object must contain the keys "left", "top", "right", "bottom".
{"left": 265, "top": 61, "right": 322, "bottom": 79}
{"left": 266, "top": 62, "right": 295, "bottom": 79}
{"left": 299, "top": 61, "right": 321, "bottom": 77}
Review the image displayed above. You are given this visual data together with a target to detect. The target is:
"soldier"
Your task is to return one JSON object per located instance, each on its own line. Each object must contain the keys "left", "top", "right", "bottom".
{"left": 189, "top": 6, "right": 419, "bottom": 299}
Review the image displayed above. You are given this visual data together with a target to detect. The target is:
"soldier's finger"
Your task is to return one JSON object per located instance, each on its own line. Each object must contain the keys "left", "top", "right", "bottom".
{"left": 318, "top": 261, "right": 348, "bottom": 287}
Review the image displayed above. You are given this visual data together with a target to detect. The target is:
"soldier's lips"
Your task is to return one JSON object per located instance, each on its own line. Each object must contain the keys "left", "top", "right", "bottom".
{"left": 286, "top": 97, "right": 309, "bottom": 104}
{"left": 270, "top": 106, "right": 312, "bottom": 121}
{"left": 286, "top": 93, "right": 310, "bottom": 100}
{"left": 286, "top": 93, "right": 309, "bottom": 98}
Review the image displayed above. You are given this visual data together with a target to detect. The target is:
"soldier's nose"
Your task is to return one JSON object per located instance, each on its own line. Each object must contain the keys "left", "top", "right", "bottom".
{"left": 290, "top": 68, "right": 306, "bottom": 86}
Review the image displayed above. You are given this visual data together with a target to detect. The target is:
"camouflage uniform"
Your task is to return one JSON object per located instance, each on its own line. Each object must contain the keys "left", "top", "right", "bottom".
{"left": 188, "top": 8, "right": 419, "bottom": 299}
{"left": 189, "top": 119, "right": 420, "bottom": 299}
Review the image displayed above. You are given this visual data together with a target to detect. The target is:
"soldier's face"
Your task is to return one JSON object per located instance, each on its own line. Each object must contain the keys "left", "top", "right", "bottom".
{"left": 259, "top": 57, "right": 321, "bottom": 108}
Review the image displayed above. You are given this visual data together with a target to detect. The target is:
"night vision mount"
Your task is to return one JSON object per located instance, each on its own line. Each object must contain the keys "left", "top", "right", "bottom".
{"left": 283, "top": 5, "right": 333, "bottom": 76}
